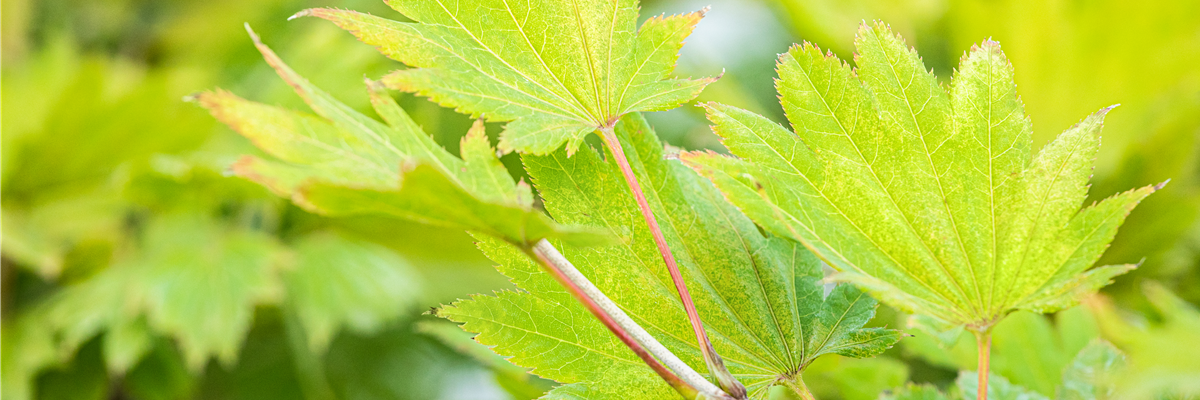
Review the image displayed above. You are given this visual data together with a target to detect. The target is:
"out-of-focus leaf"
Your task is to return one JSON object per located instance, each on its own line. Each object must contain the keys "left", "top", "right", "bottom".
{"left": 0, "top": 314, "right": 59, "bottom": 400}
{"left": 299, "top": 0, "right": 716, "bottom": 155}
{"left": 37, "top": 213, "right": 285, "bottom": 373}
{"left": 803, "top": 355, "right": 910, "bottom": 400}
{"left": 284, "top": 232, "right": 422, "bottom": 352}
{"left": 438, "top": 114, "right": 901, "bottom": 399}
{"left": 416, "top": 319, "right": 555, "bottom": 399}
{"left": 136, "top": 214, "right": 285, "bottom": 370}
{"left": 323, "top": 320, "right": 491, "bottom": 400}
{"left": 682, "top": 25, "right": 1154, "bottom": 333}
{"left": 123, "top": 340, "right": 195, "bottom": 400}
{"left": 957, "top": 371, "right": 1050, "bottom": 400}
{"left": 1058, "top": 340, "right": 1126, "bottom": 400}
{"left": 880, "top": 384, "right": 952, "bottom": 400}
{"left": 197, "top": 28, "right": 607, "bottom": 248}
{"left": 903, "top": 308, "right": 1100, "bottom": 396}
{"left": 34, "top": 339, "right": 109, "bottom": 400}
{"left": 1, "top": 212, "right": 69, "bottom": 278}
{"left": 1090, "top": 283, "right": 1200, "bottom": 399}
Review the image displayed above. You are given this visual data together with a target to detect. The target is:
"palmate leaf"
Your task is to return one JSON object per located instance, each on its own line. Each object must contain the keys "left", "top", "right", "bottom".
{"left": 296, "top": 0, "right": 715, "bottom": 155}
{"left": 38, "top": 213, "right": 286, "bottom": 371}
{"left": 682, "top": 23, "right": 1158, "bottom": 331}
{"left": 437, "top": 114, "right": 901, "bottom": 399}
{"left": 196, "top": 27, "right": 605, "bottom": 248}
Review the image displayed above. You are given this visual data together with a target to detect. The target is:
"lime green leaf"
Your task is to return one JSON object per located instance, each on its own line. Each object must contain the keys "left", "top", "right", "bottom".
{"left": 438, "top": 114, "right": 900, "bottom": 399}
{"left": 283, "top": 233, "right": 423, "bottom": 353}
{"left": 136, "top": 214, "right": 285, "bottom": 370}
{"left": 1, "top": 210, "right": 69, "bottom": 278}
{"left": 892, "top": 338, "right": 1128, "bottom": 400}
{"left": 803, "top": 356, "right": 910, "bottom": 400}
{"left": 198, "top": 28, "right": 605, "bottom": 247}
{"left": 1058, "top": 340, "right": 1126, "bottom": 400}
{"left": 415, "top": 320, "right": 555, "bottom": 399}
{"left": 958, "top": 372, "right": 1051, "bottom": 400}
{"left": 880, "top": 384, "right": 951, "bottom": 400}
{"left": 1, "top": 314, "right": 59, "bottom": 400}
{"left": 904, "top": 309, "right": 1101, "bottom": 396}
{"left": 682, "top": 24, "right": 1156, "bottom": 331}
{"left": 101, "top": 317, "right": 153, "bottom": 374}
{"left": 1092, "top": 283, "right": 1200, "bottom": 399}
{"left": 296, "top": 1, "right": 715, "bottom": 155}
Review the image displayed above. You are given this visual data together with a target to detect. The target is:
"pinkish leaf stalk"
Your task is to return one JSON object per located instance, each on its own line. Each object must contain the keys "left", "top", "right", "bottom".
{"left": 598, "top": 126, "right": 747, "bottom": 399}
{"left": 527, "top": 240, "right": 732, "bottom": 399}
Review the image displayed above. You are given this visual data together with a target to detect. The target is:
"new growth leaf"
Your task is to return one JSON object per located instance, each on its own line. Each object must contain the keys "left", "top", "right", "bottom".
{"left": 294, "top": 0, "right": 716, "bottom": 155}
{"left": 683, "top": 22, "right": 1158, "bottom": 332}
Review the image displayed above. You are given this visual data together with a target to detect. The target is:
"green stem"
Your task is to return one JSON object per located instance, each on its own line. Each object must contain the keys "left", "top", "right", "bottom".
{"left": 781, "top": 375, "right": 816, "bottom": 400}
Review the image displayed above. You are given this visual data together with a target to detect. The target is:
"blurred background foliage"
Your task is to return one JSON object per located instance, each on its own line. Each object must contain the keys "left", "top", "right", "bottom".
{"left": 1, "top": 0, "right": 1196, "bottom": 399}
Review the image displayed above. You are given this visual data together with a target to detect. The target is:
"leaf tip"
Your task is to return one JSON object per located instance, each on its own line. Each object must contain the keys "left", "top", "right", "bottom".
{"left": 287, "top": 9, "right": 315, "bottom": 21}
{"left": 1098, "top": 103, "right": 1120, "bottom": 116}
{"left": 243, "top": 22, "right": 261, "bottom": 44}
{"left": 1153, "top": 179, "right": 1170, "bottom": 191}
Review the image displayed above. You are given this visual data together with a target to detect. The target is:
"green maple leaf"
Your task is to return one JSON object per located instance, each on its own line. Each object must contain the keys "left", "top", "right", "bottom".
{"left": 39, "top": 213, "right": 285, "bottom": 371}
{"left": 295, "top": 0, "right": 715, "bottom": 155}
{"left": 196, "top": 28, "right": 605, "bottom": 247}
{"left": 437, "top": 114, "right": 902, "bottom": 399}
{"left": 682, "top": 22, "right": 1159, "bottom": 331}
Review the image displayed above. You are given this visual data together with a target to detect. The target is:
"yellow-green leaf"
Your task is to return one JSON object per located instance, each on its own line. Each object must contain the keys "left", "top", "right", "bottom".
{"left": 683, "top": 24, "right": 1157, "bottom": 331}
{"left": 296, "top": 0, "right": 715, "bottom": 155}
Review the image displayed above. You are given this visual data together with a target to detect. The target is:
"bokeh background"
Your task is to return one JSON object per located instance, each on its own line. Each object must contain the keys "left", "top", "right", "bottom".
{"left": 2, "top": 0, "right": 1197, "bottom": 399}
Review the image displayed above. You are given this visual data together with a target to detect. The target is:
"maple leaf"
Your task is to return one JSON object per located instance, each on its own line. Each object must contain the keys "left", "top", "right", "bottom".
{"left": 437, "top": 114, "right": 901, "bottom": 399}
{"left": 681, "top": 22, "right": 1159, "bottom": 331}
{"left": 195, "top": 26, "right": 605, "bottom": 247}
{"left": 39, "top": 213, "right": 286, "bottom": 371}
{"left": 294, "top": 0, "right": 716, "bottom": 155}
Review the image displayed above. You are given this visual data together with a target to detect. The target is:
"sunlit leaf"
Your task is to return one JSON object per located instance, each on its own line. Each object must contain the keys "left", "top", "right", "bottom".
{"left": 297, "top": 0, "right": 716, "bottom": 155}
{"left": 197, "top": 28, "right": 606, "bottom": 247}
{"left": 438, "top": 114, "right": 901, "bottom": 399}
{"left": 682, "top": 24, "right": 1156, "bottom": 332}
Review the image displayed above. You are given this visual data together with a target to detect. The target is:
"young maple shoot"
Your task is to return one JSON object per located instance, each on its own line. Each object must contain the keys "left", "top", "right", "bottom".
{"left": 294, "top": 0, "right": 753, "bottom": 397}
{"left": 196, "top": 25, "right": 734, "bottom": 399}
{"left": 682, "top": 22, "right": 1158, "bottom": 400}
{"left": 440, "top": 114, "right": 902, "bottom": 399}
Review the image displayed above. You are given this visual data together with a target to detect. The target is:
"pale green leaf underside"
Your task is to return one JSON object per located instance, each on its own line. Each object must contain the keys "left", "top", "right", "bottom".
{"left": 198, "top": 30, "right": 606, "bottom": 247}
{"left": 683, "top": 23, "right": 1157, "bottom": 328}
{"left": 299, "top": 0, "right": 715, "bottom": 155}
{"left": 439, "top": 114, "right": 901, "bottom": 399}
